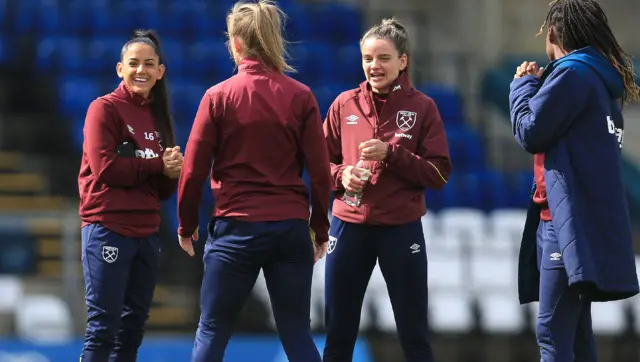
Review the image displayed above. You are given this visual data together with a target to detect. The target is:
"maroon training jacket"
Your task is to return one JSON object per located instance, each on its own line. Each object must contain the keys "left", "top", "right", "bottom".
{"left": 78, "top": 82, "right": 177, "bottom": 237}
{"left": 177, "top": 57, "right": 332, "bottom": 243}
{"left": 324, "top": 72, "right": 452, "bottom": 225}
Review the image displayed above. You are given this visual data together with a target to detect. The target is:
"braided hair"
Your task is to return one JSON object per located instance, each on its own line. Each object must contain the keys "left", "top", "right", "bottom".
{"left": 537, "top": 0, "right": 640, "bottom": 104}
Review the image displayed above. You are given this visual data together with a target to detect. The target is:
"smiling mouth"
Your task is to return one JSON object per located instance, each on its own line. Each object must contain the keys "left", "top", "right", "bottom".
{"left": 370, "top": 73, "right": 385, "bottom": 80}
{"left": 133, "top": 78, "right": 149, "bottom": 84}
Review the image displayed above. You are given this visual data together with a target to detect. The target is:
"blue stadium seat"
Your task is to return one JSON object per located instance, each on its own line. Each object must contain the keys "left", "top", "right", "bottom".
{"left": 169, "top": 79, "right": 209, "bottom": 128}
{"left": 426, "top": 170, "right": 512, "bottom": 212}
{"left": 0, "top": 234, "right": 36, "bottom": 275}
{"left": 35, "top": 36, "right": 84, "bottom": 73}
{"left": 480, "top": 170, "right": 511, "bottom": 211}
{"left": 0, "top": 35, "right": 8, "bottom": 65}
{"left": 303, "top": 43, "right": 337, "bottom": 85}
{"left": 444, "top": 123, "right": 485, "bottom": 172}
{"left": 159, "top": 0, "right": 217, "bottom": 38}
{"left": 419, "top": 84, "right": 465, "bottom": 124}
{"left": 110, "top": 0, "right": 161, "bottom": 36}
{"left": 0, "top": 0, "right": 6, "bottom": 30}
{"left": 311, "top": 83, "right": 346, "bottom": 118}
{"left": 58, "top": 77, "right": 101, "bottom": 119}
{"left": 86, "top": 1, "right": 114, "bottom": 36}
{"left": 86, "top": 37, "right": 123, "bottom": 73}
{"left": 426, "top": 172, "right": 464, "bottom": 210}
{"left": 38, "top": 1, "right": 63, "bottom": 35}
{"left": 288, "top": 42, "right": 337, "bottom": 85}
{"left": 185, "top": 40, "right": 234, "bottom": 78}
{"left": 161, "top": 38, "right": 185, "bottom": 75}
{"left": 287, "top": 43, "right": 313, "bottom": 85}
{"left": 510, "top": 170, "right": 534, "bottom": 208}
{"left": 172, "top": 1, "right": 227, "bottom": 40}
{"left": 308, "top": 3, "right": 363, "bottom": 45}
{"left": 334, "top": 44, "right": 363, "bottom": 85}
{"left": 281, "top": 2, "right": 312, "bottom": 42}
{"left": 12, "top": 0, "right": 42, "bottom": 35}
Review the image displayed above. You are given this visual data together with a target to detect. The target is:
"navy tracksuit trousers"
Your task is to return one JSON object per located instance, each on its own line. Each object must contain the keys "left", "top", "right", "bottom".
{"left": 80, "top": 223, "right": 161, "bottom": 362}
{"left": 536, "top": 220, "right": 597, "bottom": 362}
{"left": 191, "top": 217, "right": 321, "bottom": 362}
{"left": 323, "top": 218, "right": 433, "bottom": 362}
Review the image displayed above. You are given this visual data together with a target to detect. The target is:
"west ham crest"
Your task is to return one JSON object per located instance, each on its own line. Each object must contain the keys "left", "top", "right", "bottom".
{"left": 396, "top": 110, "right": 417, "bottom": 131}
{"left": 102, "top": 246, "right": 118, "bottom": 263}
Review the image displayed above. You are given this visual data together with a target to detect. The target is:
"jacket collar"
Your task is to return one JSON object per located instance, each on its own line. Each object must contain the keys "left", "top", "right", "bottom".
{"left": 357, "top": 71, "right": 413, "bottom": 120}
{"left": 237, "top": 56, "right": 279, "bottom": 74}
{"left": 114, "top": 81, "right": 153, "bottom": 107}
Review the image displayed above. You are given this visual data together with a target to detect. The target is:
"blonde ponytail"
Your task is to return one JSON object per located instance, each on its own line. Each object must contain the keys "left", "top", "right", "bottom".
{"left": 227, "top": 0, "right": 295, "bottom": 73}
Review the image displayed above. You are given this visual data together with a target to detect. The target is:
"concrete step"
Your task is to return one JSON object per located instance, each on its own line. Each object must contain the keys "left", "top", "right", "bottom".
{"left": 0, "top": 196, "right": 69, "bottom": 212}
{"left": 0, "top": 173, "right": 46, "bottom": 194}
{"left": 0, "top": 152, "right": 22, "bottom": 172}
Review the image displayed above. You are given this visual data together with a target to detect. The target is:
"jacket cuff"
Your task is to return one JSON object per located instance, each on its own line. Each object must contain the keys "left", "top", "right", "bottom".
{"left": 384, "top": 142, "right": 395, "bottom": 164}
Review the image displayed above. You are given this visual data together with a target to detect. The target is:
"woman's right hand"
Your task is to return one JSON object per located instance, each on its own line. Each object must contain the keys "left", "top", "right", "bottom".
{"left": 341, "top": 165, "right": 366, "bottom": 193}
{"left": 162, "top": 146, "right": 183, "bottom": 179}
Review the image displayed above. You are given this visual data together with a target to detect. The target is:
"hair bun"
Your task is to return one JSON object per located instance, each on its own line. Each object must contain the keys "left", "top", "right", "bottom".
{"left": 131, "top": 29, "right": 161, "bottom": 48}
{"left": 132, "top": 30, "right": 149, "bottom": 39}
{"left": 381, "top": 18, "right": 406, "bottom": 32}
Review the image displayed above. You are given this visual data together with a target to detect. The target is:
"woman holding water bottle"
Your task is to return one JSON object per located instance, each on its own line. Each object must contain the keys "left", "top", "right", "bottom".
{"left": 322, "top": 18, "right": 452, "bottom": 362}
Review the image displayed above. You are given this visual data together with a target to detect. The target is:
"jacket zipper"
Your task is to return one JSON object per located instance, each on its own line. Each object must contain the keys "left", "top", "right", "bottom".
{"left": 363, "top": 91, "right": 389, "bottom": 223}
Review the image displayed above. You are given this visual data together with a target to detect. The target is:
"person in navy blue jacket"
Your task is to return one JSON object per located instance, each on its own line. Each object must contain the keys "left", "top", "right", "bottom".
{"left": 509, "top": 0, "right": 640, "bottom": 361}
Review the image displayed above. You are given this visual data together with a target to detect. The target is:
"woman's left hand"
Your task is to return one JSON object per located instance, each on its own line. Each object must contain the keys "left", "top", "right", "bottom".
{"left": 359, "top": 139, "right": 388, "bottom": 161}
{"left": 178, "top": 228, "right": 198, "bottom": 257}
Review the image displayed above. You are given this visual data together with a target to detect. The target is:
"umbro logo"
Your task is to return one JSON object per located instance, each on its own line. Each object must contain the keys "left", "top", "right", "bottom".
{"left": 346, "top": 115, "right": 359, "bottom": 125}
{"left": 410, "top": 243, "right": 421, "bottom": 254}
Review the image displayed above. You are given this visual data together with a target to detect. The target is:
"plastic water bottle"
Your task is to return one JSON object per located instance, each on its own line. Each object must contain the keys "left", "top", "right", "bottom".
{"left": 343, "top": 160, "right": 371, "bottom": 207}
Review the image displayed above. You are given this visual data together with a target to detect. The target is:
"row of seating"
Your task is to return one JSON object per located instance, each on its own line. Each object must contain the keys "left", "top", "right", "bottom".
{"left": 252, "top": 254, "right": 640, "bottom": 334}
{"left": 10, "top": 0, "right": 363, "bottom": 45}
{"left": 5, "top": 0, "right": 532, "bottom": 212}
{"left": 0, "top": 277, "right": 72, "bottom": 343}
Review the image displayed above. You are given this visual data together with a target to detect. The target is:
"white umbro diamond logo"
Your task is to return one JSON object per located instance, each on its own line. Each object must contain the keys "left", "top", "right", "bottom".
{"left": 346, "top": 115, "right": 359, "bottom": 124}
{"left": 410, "top": 243, "right": 421, "bottom": 254}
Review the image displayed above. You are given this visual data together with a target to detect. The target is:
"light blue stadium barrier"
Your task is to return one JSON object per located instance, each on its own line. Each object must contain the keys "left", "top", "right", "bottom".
{"left": 0, "top": 336, "right": 373, "bottom": 362}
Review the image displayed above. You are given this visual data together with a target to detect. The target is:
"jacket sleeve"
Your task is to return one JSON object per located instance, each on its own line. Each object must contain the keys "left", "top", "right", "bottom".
{"left": 509, "top": 67, "right": 589, "bottom": 154}
{"left": 177, "top": 92, "right": 218, "bottom": 237}
{"left": 156, "top": 176, "right": 178, "bottom": 201}
{"left": 301, "top": 91, "right": 333, "bottom": 245}
{"left": 323, "top": 98, "right": 347, "bottom": 191}
{"left": 84, "top": 99, "right": 164, "bottom": 187}
{"left": 385, "top": 98, "right": 451, "bottom": 189}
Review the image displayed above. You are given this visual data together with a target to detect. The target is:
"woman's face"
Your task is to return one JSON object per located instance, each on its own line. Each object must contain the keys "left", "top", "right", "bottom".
{"left": 116, "top": 43, "right": 164, "bottom": 98}
{"left": 361, "top": 37, "right": 407, "bottom": 93}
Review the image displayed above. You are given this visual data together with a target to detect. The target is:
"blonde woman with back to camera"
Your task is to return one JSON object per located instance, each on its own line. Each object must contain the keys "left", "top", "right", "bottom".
{"left": 176, "top": 1, "right": 332, "bottom": 361}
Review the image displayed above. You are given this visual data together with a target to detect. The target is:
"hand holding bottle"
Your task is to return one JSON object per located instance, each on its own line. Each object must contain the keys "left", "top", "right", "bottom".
{"left": 342, "top": 159, "right": 371, "bottom": 207}
{"left": 341, "top": 165, "right": 367, "bottom": 193}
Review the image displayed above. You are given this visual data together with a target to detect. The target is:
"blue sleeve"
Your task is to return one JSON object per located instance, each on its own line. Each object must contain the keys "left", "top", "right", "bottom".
{"left": 509, "top": 67, "right": 589, "bottom": 154}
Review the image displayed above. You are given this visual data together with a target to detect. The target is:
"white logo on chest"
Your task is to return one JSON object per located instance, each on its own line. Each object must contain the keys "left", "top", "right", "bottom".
{"left": 135, "top": 148, "right": 160, "bottom": 159}
{"left": 396, "top": 110, "right": 417, "bottom": 131}
{"left": 607, "top": 116, "right": 624, "bottom": 149}
{"left": 346, "top": 115, "right": 359, "bottom": 125}
{"left": 395, "top": 133, "right": 412, "bottom": 139}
